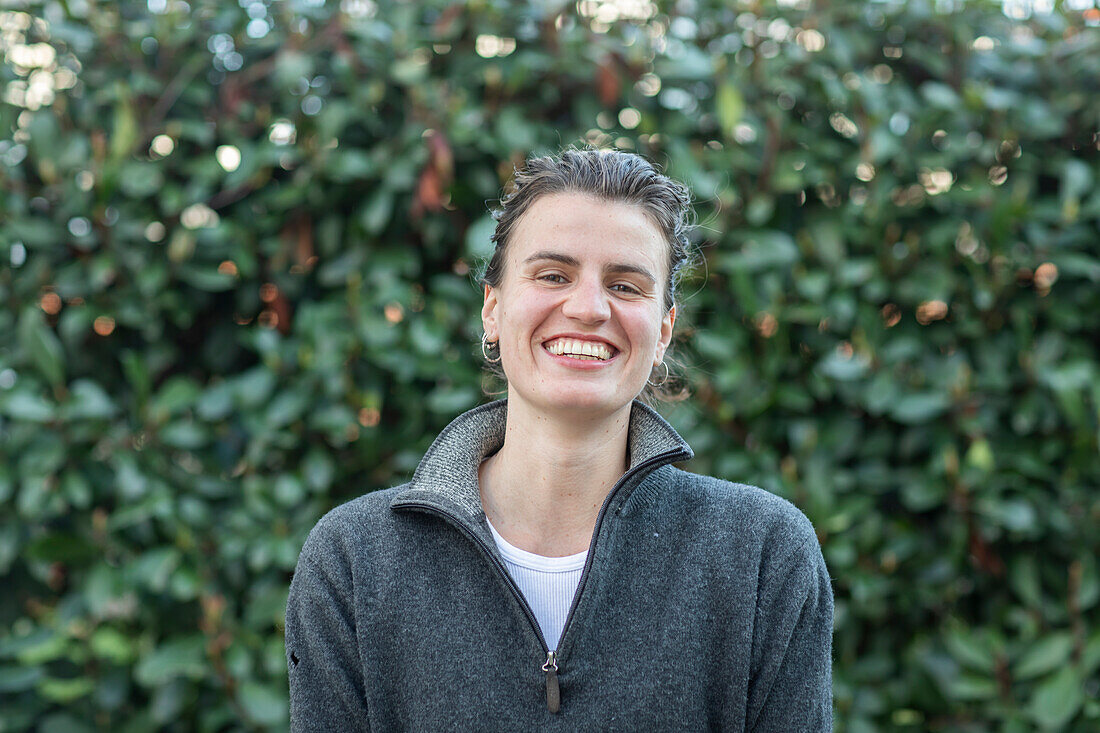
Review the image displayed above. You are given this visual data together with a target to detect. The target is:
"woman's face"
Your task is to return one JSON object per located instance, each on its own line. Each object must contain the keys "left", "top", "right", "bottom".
{"left": 482, "top": 192, "right": 675, "bottom": 421}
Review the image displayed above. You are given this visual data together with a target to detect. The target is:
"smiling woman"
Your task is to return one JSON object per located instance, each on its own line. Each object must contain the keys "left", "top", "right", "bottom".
{"left": 285, "top": 149, "right": 834, "bottom": 731}
{"left": 481, "top": 192, "right": 674, "bottom": 421}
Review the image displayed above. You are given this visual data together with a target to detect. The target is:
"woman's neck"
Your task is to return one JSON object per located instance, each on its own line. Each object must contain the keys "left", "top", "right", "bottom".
{"left": 479, "top": 399, "right": 632, "bottom": 557}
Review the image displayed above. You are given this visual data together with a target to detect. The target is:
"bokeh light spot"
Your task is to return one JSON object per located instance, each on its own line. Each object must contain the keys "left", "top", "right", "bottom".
{"left": 216, "top": 144, "right": 241, "bottom": 172}
{"left": 260, "top": 283, "right": 279, "bottom": 303}
{"left": 618, "top": 107, "right": 641, "bottom": 129}
{"left": 93, "top": 316, "right": 116, "bottom": 336}
{"left": 145, "top": 221, "right": 166, "bottom": 242}
{"left": 916, "top": 300, "right": 948, "bottom": 325}
{"left": 151, "top": 134, "right": 175, "bottom": 157}
{"left": 40, "top": 291, "right": 62, "bottom": 315}
{"left": 384, "top": 302, "right": 404, "bottom": 324}
{"left": 180, "top": 203, "right": 219, "bottom": 229}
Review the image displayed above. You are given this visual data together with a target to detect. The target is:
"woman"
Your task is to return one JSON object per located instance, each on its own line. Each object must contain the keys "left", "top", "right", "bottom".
{"left": 285, "top": 149, "right": 833, "bottom": 731}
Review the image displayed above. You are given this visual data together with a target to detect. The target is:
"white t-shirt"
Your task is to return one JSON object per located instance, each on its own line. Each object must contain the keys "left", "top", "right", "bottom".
{"left": 486, "top": 519, "right": 588, "bottom": 651}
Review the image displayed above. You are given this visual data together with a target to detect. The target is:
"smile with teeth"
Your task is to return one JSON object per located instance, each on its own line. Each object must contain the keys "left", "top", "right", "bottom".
{"left": 544, "top": 338, "right": 615, "bottom": 361}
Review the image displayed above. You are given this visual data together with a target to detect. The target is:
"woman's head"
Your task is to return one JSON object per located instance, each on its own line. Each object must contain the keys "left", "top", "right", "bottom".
{"left": 480, "top": 149, "right": 694, "bottom": 407}
{"left": 482, "top": 148, "right": 693, "bottom": 313}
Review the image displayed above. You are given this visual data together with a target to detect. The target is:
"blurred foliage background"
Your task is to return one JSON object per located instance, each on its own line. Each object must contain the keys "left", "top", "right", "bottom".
{"left": 2, "top": 0, "right": 1099, "bottom": 730}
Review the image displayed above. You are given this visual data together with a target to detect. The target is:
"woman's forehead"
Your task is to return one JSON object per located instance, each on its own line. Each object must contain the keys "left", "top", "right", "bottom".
{"left": 509, "top": 193, "right": 666, "bottom": 266}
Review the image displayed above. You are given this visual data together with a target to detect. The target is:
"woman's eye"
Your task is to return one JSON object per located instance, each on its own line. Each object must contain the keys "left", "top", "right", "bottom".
{"left": 611, "top": 283, "right": 641, "bottom": 295}
{"left": 539, "top": 273, "right": 566, "bottom": 283}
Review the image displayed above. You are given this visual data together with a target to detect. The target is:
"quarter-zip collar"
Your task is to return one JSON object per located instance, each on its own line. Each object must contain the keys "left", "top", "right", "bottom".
{"left": 389, "top": 399, "right": 693, "bottom": 713}
{"left": 389, "top": 399, "right": 693, "bottom": 541}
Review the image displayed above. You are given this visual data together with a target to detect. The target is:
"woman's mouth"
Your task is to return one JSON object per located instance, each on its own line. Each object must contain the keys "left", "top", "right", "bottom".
{"left": 543, "top": 337, "right": 615, "bottom": 361}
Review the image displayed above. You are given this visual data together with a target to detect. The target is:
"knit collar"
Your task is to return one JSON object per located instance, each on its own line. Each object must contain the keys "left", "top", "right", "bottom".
{"left": 390, "top": 399, "right": 693, "bottom": 525}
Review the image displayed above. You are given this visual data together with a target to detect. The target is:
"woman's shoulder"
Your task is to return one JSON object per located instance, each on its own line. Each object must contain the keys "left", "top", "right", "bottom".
{"left": 666, "top": 467, "right": 820, "bottom": 562}
{"left": 296, "top": 486, "right": 405, "bottom": 567}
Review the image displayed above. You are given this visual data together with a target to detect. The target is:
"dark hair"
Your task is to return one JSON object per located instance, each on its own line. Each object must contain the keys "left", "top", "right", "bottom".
{"left": 480, "top": 148, "right": 694, "bottom": 401}
{"left": 481, "top": 148, "right": 693, "bottom": 312}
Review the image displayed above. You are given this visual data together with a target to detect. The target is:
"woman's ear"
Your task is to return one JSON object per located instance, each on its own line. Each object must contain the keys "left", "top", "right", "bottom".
{"left": 655, "top": 304, "right": 676, "bottom": 365}
{"left": 481, "top": 283, "right": 499, "bottom": 340}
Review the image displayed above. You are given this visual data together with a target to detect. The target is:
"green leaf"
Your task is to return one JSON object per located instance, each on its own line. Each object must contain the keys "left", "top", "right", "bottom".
{"left": 14, "top": 632, "right": 67, "bottom": 665}
{"left": 1077, "top": 556, "right": 1099, "bottom": 611}
{"left": 266, "top": 390, "right": 309, "bottom": 427}
{"left": 159, "top": 419, "right": 208, "bottom": 449}
{"left": 109, "top": 81, "right": 138, "bottom": 162}
{"left": 196, "top": 381, "right": 234, "bottom": 421}
{"left": 410, "top": 317, "right": 446, "bottom": 355}
{"left": 360, "top": 189, "right": 394, "bottom": 235}
{"left": 1039, "top": 361, "right": 1093, "bottom": 393}
{"left": 1029, "top": 666, "right": 1083, "bottom": 730}
{"left": 719, "top": 230, "right": 799, "bottom": 272}
{"left": 0, "top": 464, "right": 11, "bottom": 505}
{"left": 34, "top": 713, "right": 94, "bottom": 733}
{"left": 426, "top": 385, "right": 478, "bottom": 415}
{"left": 234, "top": 367, "right": 276, "bottom": 407}
{"left": 1010, "top": 556, "right": 1043, "bottom": 607}
{"left": 134, "top": 636, "right": 206, "bottom": 687}
{"left": 945, "top": 627, "right": 997, "bottom": 673}
{"left": 1015, "top": 634, "right": 1074, "bottom": 680}
{"left": 890, "top": 393, "right": 950, "bottom": 424}
{"left": 24, "top": 532, "right": 97, "bottom": 565}
{"left": 149, "top": 377, "right": 202, "bottom": 421}
{"left": 464, "top": 214, "right": 496, "bottom": 262}
{"left": 921, "top": 81, "right": 960, "bottom": 108}
{"left": 113, "top": 456, "right": 148, "bottom": 500}
{"left": 947, "top": 673, "right": 998, "bottom": 701}
{"left": 812, "top": 220, "right": 846, "bottom": 266}
{"left": 238, "top": 680, "right": 288, "bottom": 725}
{"left": 38, "top": 676, "right": 95, "bottom": 703}
{"left": 964, "top": 439, "right": 994, "bottom": 473}
{"left": 273, "top": 474, "right": 305, "bottom": 506}
{"left": 132, "top": 547, "right": 180, "bottom": 592}
{"left": 1050, "top": 252, "right": 1100, "bottom": 282}
{"left": 6, "top": 218, "right": 57, "bottom": 248}
{"left": 817, "top": 349, "right": 871, "bottom": 382}
{"left": 177, "top": 266, "right": 238, "bottom": 292}
{"left": 0, "top": 391, "right": 56, "bottom": 422}
{"left": 89, "top": 627, "right": 136, "bottom": 665}
{"left": 1060, "top": 159, "right": 1092, "bottom": 201}
{"left": 716, "top": 82, "right": 744, "bottom": 138}
{"left": 18, "top": 308, "right": 65, "bottom": 387}
{"left": 1082, "top": 632, "right": 1100, "bottom": 675}
{"left": 0, "top": 665, "right": 43, "bottom": 693}
{"left": 64, "top": 379, "right": 117, "bottom": 420}
{"left": 302, "top": 448, "right": 335, "bottom": 492}
{"left": 120, "top": 349, "right": 152, "bottom": 404}
{"left": 118, "top": 160, "right": 165, "bottom": 198}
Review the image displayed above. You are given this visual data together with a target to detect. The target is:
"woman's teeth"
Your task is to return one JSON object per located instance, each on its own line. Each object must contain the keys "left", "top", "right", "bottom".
{"left": 545, "top": 338, "right": 612, "bottom": 361}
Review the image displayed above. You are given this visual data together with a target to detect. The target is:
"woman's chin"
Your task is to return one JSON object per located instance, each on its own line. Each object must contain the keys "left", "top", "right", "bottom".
{"left": 515, "top": 385, "right": 641, "bottom": 417}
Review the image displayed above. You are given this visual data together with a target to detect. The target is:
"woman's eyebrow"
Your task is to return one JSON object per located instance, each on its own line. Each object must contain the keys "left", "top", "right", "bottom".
{"left": 605, "top": 263, "right": 656, "bottom": 284}
{"left": 524, "top": 251, "right": 656, "bottom": 284}
{"left": 524, "top": 251, "right": 580, "bottom": 267}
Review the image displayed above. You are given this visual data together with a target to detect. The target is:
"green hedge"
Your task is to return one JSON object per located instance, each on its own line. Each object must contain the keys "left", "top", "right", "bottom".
{"left": 1, "top": 0, "right": 1098, "bottom": 730}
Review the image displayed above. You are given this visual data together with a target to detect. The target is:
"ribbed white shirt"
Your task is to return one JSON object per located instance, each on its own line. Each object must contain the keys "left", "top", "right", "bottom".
{"left": 486, "top": 519, "right": 588, "bottom": 651}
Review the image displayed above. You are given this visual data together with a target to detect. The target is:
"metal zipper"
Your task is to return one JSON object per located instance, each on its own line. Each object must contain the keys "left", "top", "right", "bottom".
{"left": 397, "top": 446, "right": 690, "bottom": 714}
{"left": 542, "top": 650, "right": 560, "bottom": 713}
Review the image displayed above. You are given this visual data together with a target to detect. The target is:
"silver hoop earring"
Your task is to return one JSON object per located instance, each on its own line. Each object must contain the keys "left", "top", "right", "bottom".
{"left": 481, "top": 333, "right": 501, "bottom": 364}
{"left": 647, "top": 361, "right": 670, "bottom": 387}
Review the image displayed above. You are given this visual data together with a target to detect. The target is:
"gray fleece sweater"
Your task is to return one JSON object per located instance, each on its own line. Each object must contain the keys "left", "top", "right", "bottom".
{"left": 285, "top": 400, "right": 833, "bottom": 731}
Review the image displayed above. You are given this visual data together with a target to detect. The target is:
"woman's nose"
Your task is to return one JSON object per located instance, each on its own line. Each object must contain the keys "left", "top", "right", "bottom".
{"left": 561, "top": 277, "right": 611, "bottom": 323}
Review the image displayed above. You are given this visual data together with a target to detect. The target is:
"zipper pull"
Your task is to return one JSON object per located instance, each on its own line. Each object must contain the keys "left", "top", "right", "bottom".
{"left": 542, "top": 650, "right": 560, "bottom": 713}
